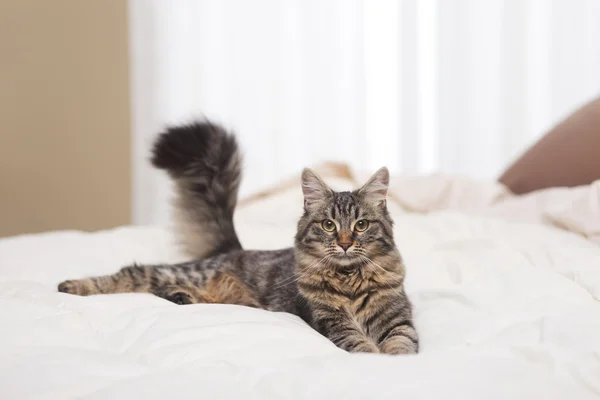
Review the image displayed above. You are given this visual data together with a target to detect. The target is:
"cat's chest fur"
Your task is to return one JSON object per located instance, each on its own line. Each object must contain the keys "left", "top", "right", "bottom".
{"left": 300, "top": 269, "right": 396, "bottom": 317}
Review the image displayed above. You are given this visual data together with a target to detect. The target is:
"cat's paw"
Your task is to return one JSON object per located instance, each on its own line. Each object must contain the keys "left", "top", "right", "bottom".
{"left": 379, "top": 336, "right": 418, "bottom": 355}
{"left": 58, "top": 280, "right": 84, "bottom": 295}
{"left": 347, "top": 341, "right": 380, "bottom": 354}
{"left": 166, "top": 291, "right": 195, "bottom": 305}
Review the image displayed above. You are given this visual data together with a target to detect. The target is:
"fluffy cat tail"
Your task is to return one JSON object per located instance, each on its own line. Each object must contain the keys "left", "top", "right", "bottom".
{"left": 151, "top": 120, "right": 243, "bottom": 259}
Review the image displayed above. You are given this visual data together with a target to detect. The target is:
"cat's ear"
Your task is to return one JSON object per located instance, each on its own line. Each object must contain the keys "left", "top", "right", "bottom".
{"left": 301, "top": 168, "right": 332, "bottom": 209}
{"left": 358, "top": 167, "right": 389, "bottom": 207}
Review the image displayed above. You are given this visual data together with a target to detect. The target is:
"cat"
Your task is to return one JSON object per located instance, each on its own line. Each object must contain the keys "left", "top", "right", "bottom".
{"left": 58, "top": 121, "right": 418, "bottom": 354}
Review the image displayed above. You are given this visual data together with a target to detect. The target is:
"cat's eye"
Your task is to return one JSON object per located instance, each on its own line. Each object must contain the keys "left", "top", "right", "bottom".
{"left": 354, "top": 220, "right": 369, "bottom": 232}
{"left": 321, "top": 219, "right": 336, "bottom": 232}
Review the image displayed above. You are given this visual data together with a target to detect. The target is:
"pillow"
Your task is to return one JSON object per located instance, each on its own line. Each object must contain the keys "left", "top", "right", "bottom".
{"left": 499, "top": 96, "right": 600, "bottom": 194}
{"left": 543, "top": 180, "right": 600, "bottom": 246}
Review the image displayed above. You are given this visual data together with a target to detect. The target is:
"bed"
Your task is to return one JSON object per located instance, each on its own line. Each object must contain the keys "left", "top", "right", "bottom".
{"left": 1, "top": 167, "right": 600, "bottom": 399}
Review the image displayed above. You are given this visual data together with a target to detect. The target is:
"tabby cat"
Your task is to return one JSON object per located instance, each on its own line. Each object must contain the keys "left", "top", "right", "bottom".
{"left": 58, "top": 122, "right": 418, "bottom": 354}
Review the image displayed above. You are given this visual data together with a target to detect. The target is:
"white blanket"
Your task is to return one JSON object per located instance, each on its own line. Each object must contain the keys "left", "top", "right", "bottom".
{"left": 1, "top": 175, "right": 600, "bottom": 399}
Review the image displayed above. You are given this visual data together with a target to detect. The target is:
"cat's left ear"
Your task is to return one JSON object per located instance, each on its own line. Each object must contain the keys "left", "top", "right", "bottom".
{"left": 358, "top": 167, "right": 389, "bottom": 207}
{"left": 301, "top": 168, "right": 332, "bottom": 209}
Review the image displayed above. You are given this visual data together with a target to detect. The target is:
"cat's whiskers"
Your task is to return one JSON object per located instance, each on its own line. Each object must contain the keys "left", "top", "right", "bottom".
{"left": 358, "top": 254, "right": 387, "bottom": 273}
{"left": 267, "top": 270, "right": 306, "bottom": 291}
{"left": 357, "top": 255, "right": 403, "bottom": 295}
{"left": 269, "top": 275, "right": 303, "bottom": 291}
{"left": 269, "top": 255, "right": 330, "bottom": 291}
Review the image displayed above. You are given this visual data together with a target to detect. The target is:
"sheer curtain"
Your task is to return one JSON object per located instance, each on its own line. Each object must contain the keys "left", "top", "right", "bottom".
{"left": 129, "top": 0, "right": 600, "bottom": 225}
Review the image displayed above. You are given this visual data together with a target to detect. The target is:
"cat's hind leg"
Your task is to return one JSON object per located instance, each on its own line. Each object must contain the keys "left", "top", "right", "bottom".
{"left": 153, "top": 272, "right": 261, "bottom": 307}
{"left": 58, "top": 266, "right": 212, "bottom": 305}
{"left": 58, "top": 263, "right": 261, "bottom": 308}
{"left": 203, "top": 272, "right": 261, "bottom": 308}
{"left": 58, "top": 264, "right": 164, "bottom": 296}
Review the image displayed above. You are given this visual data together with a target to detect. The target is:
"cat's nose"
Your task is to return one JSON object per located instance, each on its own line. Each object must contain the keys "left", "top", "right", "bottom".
{"left": 338, "top": 242, "right": 352, "bottom": 251}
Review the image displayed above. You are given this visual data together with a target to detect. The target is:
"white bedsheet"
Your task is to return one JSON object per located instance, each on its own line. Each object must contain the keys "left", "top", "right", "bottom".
{"left": 1, "top": 176, "right": 600, "bottom": 399}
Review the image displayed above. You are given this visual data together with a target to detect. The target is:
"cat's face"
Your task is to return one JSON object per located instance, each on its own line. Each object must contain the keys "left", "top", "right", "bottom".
{"left": 295, "top": 167, "right": 396, "bottom": 267}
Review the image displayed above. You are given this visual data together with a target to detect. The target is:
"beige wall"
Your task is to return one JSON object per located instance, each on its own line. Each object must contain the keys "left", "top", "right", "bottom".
{"left": 0, "top": 0, "right": 131, "bottom": 237}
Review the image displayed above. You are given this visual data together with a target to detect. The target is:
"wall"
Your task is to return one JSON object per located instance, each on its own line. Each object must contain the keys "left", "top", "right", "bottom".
{"left": 0, "top": 0, "right": 131, "bottom": 237}
{"left": 130, "top": 1, "right": 600, "bottom": 226}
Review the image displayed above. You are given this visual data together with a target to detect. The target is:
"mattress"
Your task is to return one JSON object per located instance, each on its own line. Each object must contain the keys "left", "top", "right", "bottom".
{"left": 1, "top": 172, "right": 600, "bottom": 399}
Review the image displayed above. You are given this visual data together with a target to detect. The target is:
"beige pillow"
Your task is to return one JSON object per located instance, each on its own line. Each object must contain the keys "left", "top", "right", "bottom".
{"left": 543, "top": 180, "right": 600, "bottom": 245}
{"left": 499, "top": 96, "right": 600, "bottom": 194}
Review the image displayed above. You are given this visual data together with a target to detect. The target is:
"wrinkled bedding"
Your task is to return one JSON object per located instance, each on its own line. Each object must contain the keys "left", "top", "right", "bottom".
{"left": 1, "top": 173, "right": 600, "bottom": 399}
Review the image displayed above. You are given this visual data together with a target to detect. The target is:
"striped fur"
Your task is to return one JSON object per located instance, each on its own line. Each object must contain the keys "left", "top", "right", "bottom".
{"left": 58, "top": 121, "right": 418, "bottom": 355}
{"left": 151, "top": 121, "right": 243, "bottom": 259}
{"left": 294, "top": 168, "right": 417, "bottom": 354}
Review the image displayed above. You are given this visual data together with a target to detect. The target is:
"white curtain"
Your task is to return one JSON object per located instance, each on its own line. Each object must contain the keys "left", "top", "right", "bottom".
{"left": 129, "top": 0, "right": 600, "bottom": 225}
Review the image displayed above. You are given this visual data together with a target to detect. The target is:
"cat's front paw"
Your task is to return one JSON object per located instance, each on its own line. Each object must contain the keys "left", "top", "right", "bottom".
{"left": 347, "top": 340, "right": 380, "bottom": 354}
{"left": 379, "top": 336, "right": 418, "bottom": 355}
{"left": 58, "top": 280, "right": 85, "bottom": 295}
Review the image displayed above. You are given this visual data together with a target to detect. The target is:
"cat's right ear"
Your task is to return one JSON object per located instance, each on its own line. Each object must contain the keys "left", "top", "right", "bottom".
{"left": 357, "top": 167, "right": 389, "bottom": 207}
{"left": 301, "top": 168, "right": 332, "bottom": 210}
